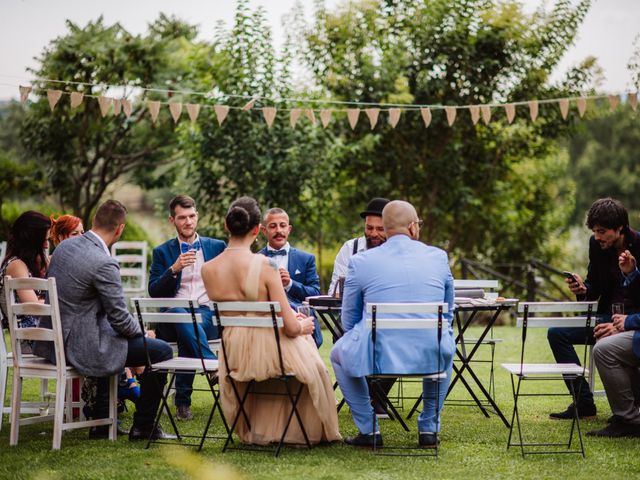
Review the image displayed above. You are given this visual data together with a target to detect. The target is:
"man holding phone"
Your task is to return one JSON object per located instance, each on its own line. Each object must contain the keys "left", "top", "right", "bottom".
{"left": 548, "top": 198, "right": 640, "bottom": 420}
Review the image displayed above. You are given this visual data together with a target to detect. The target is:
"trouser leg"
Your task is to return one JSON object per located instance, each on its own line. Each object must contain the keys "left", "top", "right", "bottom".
{"left": 417, "top": 363, "right": 452, "bottom": 433}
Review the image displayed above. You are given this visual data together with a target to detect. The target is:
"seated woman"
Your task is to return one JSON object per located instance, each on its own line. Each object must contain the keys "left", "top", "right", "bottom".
{"left": 201, "top": 196, "right": 341, "bottom": 445}
{"left": 50, "top": 214, "right": 84, "bottom": 247}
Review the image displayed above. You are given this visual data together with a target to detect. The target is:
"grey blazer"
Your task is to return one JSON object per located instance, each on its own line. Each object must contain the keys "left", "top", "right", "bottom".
{"left": 34, "top": 231, "right": 141, "bottom": 376}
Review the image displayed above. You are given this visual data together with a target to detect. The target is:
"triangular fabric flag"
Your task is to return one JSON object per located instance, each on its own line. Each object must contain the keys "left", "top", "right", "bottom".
{"left": 609, "top": 94, "right": 620, "bottom": 112}
{"left": 468, "top": 105, "right": 480, "bottom": 125}
{"left": 504, "top": 104, "right": 516, "bottom": 124}
{"left": 445, "top": 106, "right": 456, "bottom": 126}
{"left": 576, "top": 97, "right": 587, "bottom": 117}
{"left": 346, "top": 108, "right": 360, "bottom": 130}
{"left": 388, "top": 108, "right": 401, "bottom": 128}
{"left": 47, "top": 90, "right": 62, "bottom": 112}
{"left": 365, "top": 108, "right": 380, "bottom": 129}
{"left": 70, "top": 92, "right": 84, "bottom": 108}
{"left": 147, "top": 100, "right": 161, "bottom": 123}
{"left": 420, "top": 107, "right": 432, "bottom": 128}
{"left": 320, "top": 109, "right": 332, "bottom": 128}
{"left": 98, "top": 96, "right": 113, "bottom": 117}
{"left": 629, "top": 93, "right": 638, "bottom": 112}
{"left": 19, "top": 85, "right": 32, "bottom": 104}
{"left": 122, "top": 98, "right": 132, "bottom": 118}
{"left": 559, "top": 99, "right": 569, "bottom": 120}
{"left": 113, "top": 99, "right": 122, "bottom": 115}
{"left": 481, "top": 105, "right": 492, "bottom": 124}
{"left": 290, "top": 109, "right": 301, "bottom": 128}
{"left": 528, "top": 100, "right": 538, "bottom": 122}
{"left": 186, "top": 103, "right": 200, "bottom": 123}
{"left": 214, "top": 105, "right": 229, "bottom": 125}
{"left": 305, "top": 109, "right": 317, "bottom": 126}
{"left": 262, "top": 107, "right": 277, "bottom": 128}
{"left": 169, "top": 102, "right": 182, "bottom": 123}
{"left": 242, "top": 96, "right": 258, "bottom": 111}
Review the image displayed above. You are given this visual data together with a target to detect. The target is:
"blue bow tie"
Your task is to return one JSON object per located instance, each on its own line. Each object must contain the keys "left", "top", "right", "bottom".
{"left": 267, "top": 249, "right": 287, "bottom": 257}
{"left": 180, "top": 240, "right": 201, "bottom": 254}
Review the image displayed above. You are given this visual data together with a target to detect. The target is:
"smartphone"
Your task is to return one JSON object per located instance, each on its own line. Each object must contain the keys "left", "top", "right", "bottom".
{"left": 562, "top": 271, "right": 579, "bottom": 285}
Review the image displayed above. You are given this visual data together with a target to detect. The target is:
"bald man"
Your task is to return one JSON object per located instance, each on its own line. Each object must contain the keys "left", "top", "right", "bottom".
{"left": 330, "top": 200, "right": 455, "bottom": 449}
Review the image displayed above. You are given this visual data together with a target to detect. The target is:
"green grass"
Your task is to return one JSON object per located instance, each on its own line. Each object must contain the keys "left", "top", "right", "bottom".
{"left": 1, "top": 327, "right": 639, "bottom": 479}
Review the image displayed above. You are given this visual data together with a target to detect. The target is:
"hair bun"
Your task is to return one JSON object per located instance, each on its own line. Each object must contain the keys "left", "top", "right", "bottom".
{"left": 226, "top": 206, "right": 250, "bottom": 233}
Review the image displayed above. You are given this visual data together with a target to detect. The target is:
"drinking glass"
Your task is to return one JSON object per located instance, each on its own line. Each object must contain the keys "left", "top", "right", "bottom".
{"left": 297, "top": 305, "right": 312, "bottom": 318}
{"left": 612, "top": 303, "right": 625, "bottom": 316}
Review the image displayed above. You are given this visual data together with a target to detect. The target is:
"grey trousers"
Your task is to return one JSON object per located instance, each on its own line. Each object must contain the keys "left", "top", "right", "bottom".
{"left": 592, "top": 331, "right": 640, "bottom": 424}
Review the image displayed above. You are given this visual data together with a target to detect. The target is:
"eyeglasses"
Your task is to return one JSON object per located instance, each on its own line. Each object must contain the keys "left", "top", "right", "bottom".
{"left": 410, "top": 219, "right": 424, "bottom": 228}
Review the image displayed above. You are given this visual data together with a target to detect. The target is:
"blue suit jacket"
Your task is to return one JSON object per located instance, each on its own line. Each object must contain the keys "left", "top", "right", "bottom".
{"left": 258, "top": 245, "right": 323, "bottom": 346}
{"left": 149, "top": 237, "right": 226, "bottom": 298}
{"left": 332, "top": 234, "right": 455, "bottom": 377}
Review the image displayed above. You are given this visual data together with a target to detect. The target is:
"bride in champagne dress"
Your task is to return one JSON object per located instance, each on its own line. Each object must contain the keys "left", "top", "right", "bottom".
{"left": 201, "top": 197, "right": 341, "bottom": 445}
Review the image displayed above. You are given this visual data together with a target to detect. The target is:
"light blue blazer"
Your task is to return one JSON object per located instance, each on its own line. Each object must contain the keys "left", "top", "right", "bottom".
{"left": 332, "top": 234, "right": 455, "bottom": 377}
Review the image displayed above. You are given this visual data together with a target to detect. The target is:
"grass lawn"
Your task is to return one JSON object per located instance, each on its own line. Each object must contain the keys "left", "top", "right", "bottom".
{"left": 1, "top": 326, "right": 639, "bottom": 479}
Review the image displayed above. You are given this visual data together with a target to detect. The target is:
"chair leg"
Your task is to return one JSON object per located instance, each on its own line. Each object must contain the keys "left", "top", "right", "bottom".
{"left": 52, "top": 376, "right": 66, "bottom": 450}
{"left": 9, "top": 372, "right": 22, "bottom": 446}
{"left": 223, "top": 381, "right": 253, "bottom": 453}
{"left": 569, "top": 380, "right": 586, "bottom": 458}
{"left": 0, "top": 357, "right": 7, "bottom": 431}
{"left": 109, "top": 374, "right": 118, "bottom": 441}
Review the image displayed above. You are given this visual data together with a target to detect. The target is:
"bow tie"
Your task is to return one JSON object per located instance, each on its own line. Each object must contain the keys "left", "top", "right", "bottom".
{"left": 267, "top": 249, "right": 287, "bottom": 257}
{"left": 180, "top": 240, "right": 201, "bottom": 254}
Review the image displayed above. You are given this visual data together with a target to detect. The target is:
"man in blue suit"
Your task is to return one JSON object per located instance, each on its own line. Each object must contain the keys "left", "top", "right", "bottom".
{"left": 259, "top": 207, "right": 323, "bottom": 347}
{"left": 331, "top": 200, "right": 455, "bottom": 449}
{"left": 148, "top": 195, "right": 226, "bottom": 420}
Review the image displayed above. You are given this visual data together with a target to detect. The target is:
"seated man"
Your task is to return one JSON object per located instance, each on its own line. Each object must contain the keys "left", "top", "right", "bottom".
{"left": 35, "top": 200, "right": 174, "bottom": 440}
{"left": 330, "top": 200, "right": 455, "bottom": 448}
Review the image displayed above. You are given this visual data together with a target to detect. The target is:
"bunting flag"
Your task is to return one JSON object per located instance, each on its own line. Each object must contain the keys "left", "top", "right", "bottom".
{"left": 305, "top": 109, "right": 317, "bottom": 126}
{"left": 445, "top": 106, "right": 456, "bottom": 126}
{"left": 481, "top": 105, "right": 491, "bottom": 125}
{"left": 147, "top": 100, "right": 161, "bottom": 123}
{"left": 629, "top": 93, "right": 638, "bottom": 112}
{"left": 609, "top": 94, "right": 620, "bottom": 112}
{"left": 186, "top": 103, "right": 200, "bottom": 123}
{"left": 365, "top": 108, "right": 380, "bottom": 129}
{"left": 504, "top": 104, "right": 516, "bottom": 124}
{"left": 528, "top": 100, "right": 539, "bottom": 122}
{"left": 420, "top": 107, "right": 432, "bottom": 128}
{"left": 169, "top": 102, "right": 183, "bottom": 123}
{"left": 242, "top": 96, "right": 258, "bottom": 111}
{"left": 98, "top": 96, "right": 112, "bottom": 117}
{"left": 576, "top": 97, "right": 587, "bottom": 117}
{"left": 47, "top": 89, "right": 62, "bottom": 111}
{"left": 388, "top": 108, "right": 401, "bottom": 128}
{"left": 559, "top": 99, "right": 569, "bottom": 120}
{"left": 290, "top": 109, "right": 301, "bottom": 128}
{"left": 113, "top": 98, "right": 122, "bottom": 115}
{"left": 262, "top": 107, "right": 276, "bottom": 128}
{"left": 469, "top": 105, "right": 480, "bottom": 125}
{"left": 346, "top": 108, "right": 360, "bottom": 130}
{"left": 69, "top": 91, "right": 84, "bottom": 108}
{"left": 319, "top": 109, "right": 332, "bottom": 128}
{"left": 214, "top": 105, "right": 229, "bottom": 125}
{"left": 19, "top": 85, "right": 32, "bottom": 104}
{"left": 122, "top": 98, "right": 132, "bottom": 118}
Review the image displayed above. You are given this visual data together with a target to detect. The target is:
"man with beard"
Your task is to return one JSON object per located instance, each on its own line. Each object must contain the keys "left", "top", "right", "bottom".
{"left": 328, "top": 198, "right": 390, "bottom": 296}
{"left": 148, "top": 195, "right": 226, "bottom": 421}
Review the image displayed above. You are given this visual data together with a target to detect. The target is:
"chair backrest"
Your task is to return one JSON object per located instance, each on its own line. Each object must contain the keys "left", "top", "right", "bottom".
{"left": 0, "top": 241, "right": 6, "bottom": 266}
{"left": 111, "top": 241, "right": 148, "bottom": 294}
{"left": 4, "top": 276, "right": 66, "bottom": 369}
{"left": 453, "top": 279, "right": 500, "bottom": 291}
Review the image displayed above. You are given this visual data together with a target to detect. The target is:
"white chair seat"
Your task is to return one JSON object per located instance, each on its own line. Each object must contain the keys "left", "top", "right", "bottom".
{"left": 153, "top": 357, "right": 219, "bottom": 372}
{"left": 371, "top": 372, "right": 447, "bottom": 380}
{"left": 502, "top": 362, "right": 587, "bottom": 376}
{"left": 461, "top": 337, "right": 503, "bottom": 344}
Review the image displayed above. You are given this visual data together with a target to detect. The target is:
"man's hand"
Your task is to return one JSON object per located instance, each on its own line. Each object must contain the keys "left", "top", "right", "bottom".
{"left": 279, "top": 267, "right": 291, "bottom": 287}
{"left": 619, "top": 250, "right": 637, "bottom": 275}
{"left": 594, "top": 322, "right": 618, "bottom": 340}
{"left": 566, "top": 273, "right": 586, "bottom": 295}
{"left": 171, "top": 251, "right": 196, "bottom": 274}
{"left": 612, "top": 314, "right": 627, "bottom": 333}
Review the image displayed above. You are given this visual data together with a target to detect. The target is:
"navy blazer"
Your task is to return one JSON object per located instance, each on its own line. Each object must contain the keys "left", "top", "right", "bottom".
{"left": 149, "top": 236, "right": 226, "bottom": 298}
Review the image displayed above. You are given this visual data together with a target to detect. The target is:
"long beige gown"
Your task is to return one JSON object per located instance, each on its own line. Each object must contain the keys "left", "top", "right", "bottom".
{"left": 218, "top": 254, "right": 341, "bottom": 445}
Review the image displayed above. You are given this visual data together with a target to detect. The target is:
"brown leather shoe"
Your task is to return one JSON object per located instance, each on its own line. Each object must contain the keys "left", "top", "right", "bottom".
{"left": 176, "top": 405, "right": 193, "bottom": 421}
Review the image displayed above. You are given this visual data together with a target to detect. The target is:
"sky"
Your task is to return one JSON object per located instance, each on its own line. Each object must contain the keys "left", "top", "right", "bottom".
{"left": 0, "top": 0, "right": 638, "bottom": 101}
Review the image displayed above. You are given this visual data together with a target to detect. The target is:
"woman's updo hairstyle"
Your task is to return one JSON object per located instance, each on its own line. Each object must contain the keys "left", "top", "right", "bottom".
{"left": 226, "top": 196, "right": 261, "bottom": 236}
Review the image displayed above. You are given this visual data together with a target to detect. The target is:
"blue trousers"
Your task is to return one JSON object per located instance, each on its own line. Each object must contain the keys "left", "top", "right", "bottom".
{"left": 330, "top": 348, "right": 452, "bottom": 433}
{"left": 155, "top": 306, "right": 218, "bottom": 407}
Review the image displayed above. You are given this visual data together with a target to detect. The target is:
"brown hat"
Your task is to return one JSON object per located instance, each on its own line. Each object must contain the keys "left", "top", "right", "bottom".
{"left": 360, "top": 197, "right": 390, "bottom": 218}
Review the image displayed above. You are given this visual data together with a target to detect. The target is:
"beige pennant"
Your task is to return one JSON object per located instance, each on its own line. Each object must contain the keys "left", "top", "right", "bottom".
{"left": 262, "top": 107, "right": 277, "bottom": 128}
{"left": 214, "top": 105, "right": 230, "bottom": 125}
{"left": 420, "top": 107, "right": 432, "bottom": 128}
{"left": 320, "top": 109, "right": 332, "bottom": 128}
{"left": 504, "top": 104, "right": 516, "bottom": 124}
{"left": 528, "top": 100, "right": 539, "bottom": 122}
{"left": 70, "top": 92, "right": 84, "bottom": 108}
{"left": 19, "top": 85, "right": 32, "bottom": 105}
{"left": 147, "top": 100, "right": 161, "bottom": 123}
{"left": 346, "top": 108, "right": 360, "bottom": 130}
{"left": 468, "top": 105, "right": 480, "bottom": 125}
{"left": 242, "top": 96, "right": 258, "bottom": 111}
{"left": 305, "top": 109, "right": 317, "bottom": 127}
{"left": 169, "top": 102, "right": 183, "bottom": 123}
{"left": 365, "top": 108, "right": 380, "bottom": 129}
{"left": 629, "top": 93, "right": 638, "bottom": 112}
{"left": 609, "top": 94, "right": 620, "bottom": 112}
{"left": 576, "top": 97, "right": 587, "bottom": 117}
{"left": 47, "top": 89, "right": 62, "bottom": 112}
{"left": 445, "top": 106, "right": 456, "bottom": 126}
{"left": 98, "top": 96, "right": 113, "bottom": 117}
{"left": 289, "top": 109, "right": 301, "bottom": 128}
{"left": 481, "top": 105, "right": 492, "bottom": 124}
{"left": 186, "top": 103, "right": 200, "bottom": 123}
{"left": 559, "top": 98, "right": 569, "bottom": 120}
{"left": 388, "top": 108, "right": 401, "bottom": 128}
{"left": 112, "top": 99, "right": 122, "bottom": 115}
{"left": 122, "top": 98, "right": 132, "bottom": 118}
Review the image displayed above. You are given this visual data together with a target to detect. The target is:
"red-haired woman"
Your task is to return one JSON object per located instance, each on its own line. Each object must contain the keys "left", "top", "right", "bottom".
{"left": 50, "top": 214, "right": 84, "bottom": 247}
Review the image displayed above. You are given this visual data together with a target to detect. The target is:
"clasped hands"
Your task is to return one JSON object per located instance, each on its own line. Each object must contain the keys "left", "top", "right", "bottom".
{"left": 594, "top": 314, "right": 626, "bottom": 340}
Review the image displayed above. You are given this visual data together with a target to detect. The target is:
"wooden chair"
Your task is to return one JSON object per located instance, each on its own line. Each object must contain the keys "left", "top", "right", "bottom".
{"left": 111, "top": 241, "right": 148, "bottom": 297}
{"left": 4, "top": 276, "right": 118, "bottom": 450}
{"left": 501, "top": 301, "right": 596, "bottom": 458}
{"left": 0, "top": 241, "right": 6, "bottom": 266}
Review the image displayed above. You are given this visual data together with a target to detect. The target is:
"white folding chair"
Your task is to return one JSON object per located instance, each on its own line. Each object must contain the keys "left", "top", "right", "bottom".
{"left": 5, "top": 276, "right": 118, "bottom": 450}
{"left": 502, "top": 301, "right": 596, "bottom": 458}
{"left": 111, "top": 241, "right": 148, "bottom": 296}
{"left": 132, "top": 297, "right": 227, "bottom": 450}
{"left": 366, "top": 302, "right": 448, "bottom": 456}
